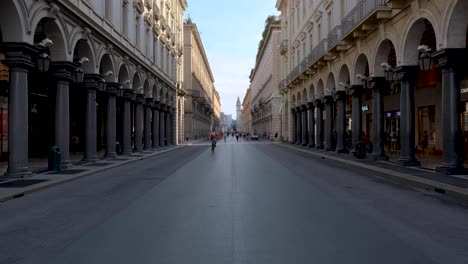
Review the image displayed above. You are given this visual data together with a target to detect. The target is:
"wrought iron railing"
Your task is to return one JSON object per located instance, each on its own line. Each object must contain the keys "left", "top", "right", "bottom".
{"left": 327, "top": 26, "right": 343, "bottom": 48}
{"left": 300, "top": 55, "right": 310, "bottom": 73}
{"left": 308, "top": 38, "right": 329, "bottom": 68}
{"left": 341, "top": 0, "right": 389, "bottom": 37}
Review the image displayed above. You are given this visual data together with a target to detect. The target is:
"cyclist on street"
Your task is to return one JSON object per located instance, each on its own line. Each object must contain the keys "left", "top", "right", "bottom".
{"left": 210, "top": 128, "right": 218, "bottom": 152}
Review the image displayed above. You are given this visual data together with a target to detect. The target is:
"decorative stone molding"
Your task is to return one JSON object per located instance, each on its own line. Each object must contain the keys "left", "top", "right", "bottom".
{"left": 145, "top": 0, "right": 153, "bottom": 10}
{"left": 313, "top": 10, "right": 323, "bottom": 22}
{"left": 153, "top": 4, "right": 160, "bottom": 21}
{"left": 144, "top": 13, "right": 153, "bottom": 29}
{"left": 133, "top": 0, "right": 144, "bottom": 15}
{"left": 299, "top": 32, "right": 306, "bottom": 41}
{"left": 322, "top": 0, "right": 333, "bottom": 10}
{"left": 153, "top": 23, "right": 161, "bottom": 36}
{"left": 49, "top": 3, "right": 61, "bottom": 19}
{"left": 82, "top": 27, "right": 92, "bottom": 41}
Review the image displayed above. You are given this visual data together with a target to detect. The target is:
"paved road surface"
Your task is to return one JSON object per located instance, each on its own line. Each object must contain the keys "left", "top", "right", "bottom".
{"left": 1, "top": 139, "right": 468, "bottom": 264}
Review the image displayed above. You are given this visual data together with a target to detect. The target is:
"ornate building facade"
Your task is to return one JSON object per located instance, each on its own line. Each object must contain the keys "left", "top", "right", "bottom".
{"left": 276, "top": 0, "right": 468, "bottom": 173}
{"left": 242, "top": 87, "right": 252, "bottom": 135}
{"left": 183, "top": 21, "right": 216, "bottom": 140}
{"left": 250, "top": 21, "right": 282, "bottom": 140}
{"left": 236, "top": 97, "right": 243, "bottom": 132}
{"left": 213, "top": 89, "right": 221, "bottom": 129}
{"left": 0, "top": 0, "right": 187, "bottom": 177}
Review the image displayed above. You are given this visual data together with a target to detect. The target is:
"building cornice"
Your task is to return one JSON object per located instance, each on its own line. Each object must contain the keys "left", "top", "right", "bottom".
{"left": 251, "top": 24, "right": 281, "bottom": 81}
{"left": 184, "top": 23, "right": 215, "bottom": 83}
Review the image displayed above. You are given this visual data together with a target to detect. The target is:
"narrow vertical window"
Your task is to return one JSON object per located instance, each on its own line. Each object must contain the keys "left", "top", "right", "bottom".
{"left": 136, "top": 17, "right": 140, "bottom": 48}
{"left": 122, "top": 1, "right": 128, "bottom": 36}
{"left": 153, "top": 37, "right": 157, "bottom": 64}
{"left": 341, "top": 0, "right": 346, "bottom": 19}
{"left": 328, "top": 11, "right": 332, "bottom": 32}
{"left": 105, "top": 0, "right": 112, "bottom": 22}
{"left": 318, "top": 23, "right": 322, "bottom": 40}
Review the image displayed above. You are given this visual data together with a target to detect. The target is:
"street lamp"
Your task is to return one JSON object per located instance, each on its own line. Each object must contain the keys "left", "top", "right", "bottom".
{"left": 35, "top": 38, "right": 53, "bottom": 73}
{"left": 73, "top": 67, "right": 84, "bottom": 84}
{"left": 73, "top": 57, "right": 89, "bottom": 84}
{"left": 36, "top": 52, "right": 51, "bottom": 73}
{"left": 418, "top": 45, "right": 432, "bottom": 72}
{"left": 381, "top": 62, "right": 394, "bottom": 82}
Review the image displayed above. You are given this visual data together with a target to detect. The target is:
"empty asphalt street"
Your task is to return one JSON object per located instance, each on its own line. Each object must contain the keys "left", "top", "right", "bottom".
{"left": 1, "top": 139, "right": 468, "bottom": 264}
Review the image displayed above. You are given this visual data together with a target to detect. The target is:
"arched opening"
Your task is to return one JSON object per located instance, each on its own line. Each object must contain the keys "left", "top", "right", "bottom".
{"left": 338, "top": 65, "right": 352, "bottom": 136}
{"left": 354, "top": 54, "right": 372, "bottom": 144}
{"left": 326, "top": 73, "right": 336, "bottom": 95}
{"left": 317, "top": 80, "right": 324, "bottom": 98}
{"left": 143, "top": 80, "right": 151, "bottom": 98}
{"left": 403, "top": 18, "right": 441, "bottom": 168}
{"left": 133, "top": 73, "right": 142, "bottom": 94}
{"left": 96, "top": 54, "right": 114, "bottom": 157}
{"left": 28, "top": 17, "right": 67, "bottom": 170}
{"left": 374, "top": 39, "right": 400, "bottom": 159}
{"left": 69, "top": 39, "right": 96, "bottom": 161}
{"left": 118, "top": 65, "right": 130, "bottom": 87}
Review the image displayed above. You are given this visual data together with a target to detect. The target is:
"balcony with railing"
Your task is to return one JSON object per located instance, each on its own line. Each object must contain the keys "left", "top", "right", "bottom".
{"left": 327, "top": 25, "right": 344, "bottom": 51}
{"left": 341, "top": 0, "right": 391, "bottom": 41}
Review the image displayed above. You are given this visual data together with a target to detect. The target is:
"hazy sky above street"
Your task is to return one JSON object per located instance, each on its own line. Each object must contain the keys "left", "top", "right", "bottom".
{"left": 185, "top": 0, "right": 279, "bottom": 117}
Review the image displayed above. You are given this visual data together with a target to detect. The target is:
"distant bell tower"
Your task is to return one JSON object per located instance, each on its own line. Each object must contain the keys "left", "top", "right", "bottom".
{"left": 236, "top": 97, "right": 243, "bottom": 132}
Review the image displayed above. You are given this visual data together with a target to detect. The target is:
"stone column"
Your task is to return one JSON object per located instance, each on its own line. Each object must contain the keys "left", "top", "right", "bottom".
{"left": 295, "top": 107, "right": 301, "bottom": 145}
{"left": 433, "top": 49, "right": 465, "bottom": 174}
{"left": 301, "top": 105, "right": 308, "bottom": 146}
{"left": 143, "top": 98, "right": 153, "bottom": 151}
{"left": 134, "top": 94, "right": 144, "bottom": 152}
{"left": 105, "top": 82, "right": 119, "bottom": 159}
{"left": 171, "top": 107, "right": 176, "bottom": 145}
{"left": 121, "top": 89, "right": 133, "bottom": 155}
{"left": 315, "top": 99, "right": 324, "bottom": 149}
{"left": 3, "top": 43, "right": 38, "bottom": 177}
{"left": 152, "top": 102, "right": 160, "bottom": 149}
{"left": 291, "top": 108, "right": 297, "bottom": 144}
{"left": 307, "top": 102, "right": 315, "bottom": 148}
{"left": 334, "top": 90, "right": 348, "bottom": 153}
{"left": 83, "top": 74, "right": 101, "bottom": 162}
{"left": 323, "top": 95, "right": 334, "bottom": 151}
{"left": 165, "top": 106, "right": 171, "bottom": 145}
{"left": 368, "top": 77, "right": 388, "bottom": 160}
{"left": 159, "top": 104, "right": 166, "bottom": 147}
{"left": 350, "top": 85, "right": 363, "bottom": 156}
{"left": 52, "top": 62, "right": 76, "bottom": 167}
{"left": 395, "top": 66, "right": 420, "bottom": 166}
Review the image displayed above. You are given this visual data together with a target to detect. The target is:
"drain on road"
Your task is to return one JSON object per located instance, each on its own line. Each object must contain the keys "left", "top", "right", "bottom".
{"left": 0, "top": 179, "right": 49, "bottom": 188}
{"left": 129, "top": 155, "right": 144, "bottom": 158}
{"left": 83, "top": 163, "right": 114, "bottom": 167}
{"left": 47, "top": 169, "right": 88, "bottom": 175}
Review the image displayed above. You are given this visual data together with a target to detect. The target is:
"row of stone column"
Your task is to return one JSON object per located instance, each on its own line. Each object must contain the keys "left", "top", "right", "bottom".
{"left": 3, "top": 43, "right": 175, "bottom": 177}
{"left": 84, "top": 75, "right": 175, "bottom": 163}
{"left": 291, "top": 49, "right": 465, "bottom": 174}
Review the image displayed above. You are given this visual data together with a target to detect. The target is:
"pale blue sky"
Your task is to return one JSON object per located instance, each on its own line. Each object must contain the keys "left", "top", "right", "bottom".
{"left": 185, "top": 0, "right": 279, "bottom": 117}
